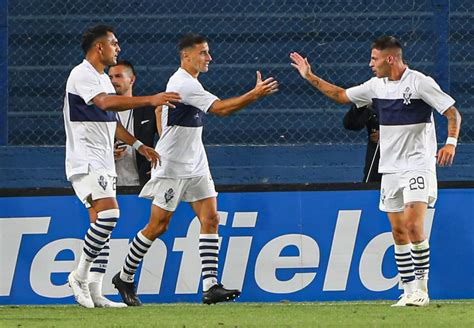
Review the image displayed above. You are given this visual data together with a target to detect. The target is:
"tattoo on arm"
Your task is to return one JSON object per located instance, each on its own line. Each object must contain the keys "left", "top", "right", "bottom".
{"left": 445, "top": 106, "right": 461, "bottom": 138}
{"left": 328, "top": 91, "right": 341, "bottom": 102}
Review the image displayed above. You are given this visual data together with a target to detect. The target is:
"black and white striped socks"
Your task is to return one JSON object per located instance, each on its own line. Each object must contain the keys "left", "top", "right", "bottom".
{"left": 90, "top": 239, "right": 110, "bottom": 275}
{"left": 120, "top": 231, "right": 153, "bottom": 283}
{"left": 76, "top": 209, "right": 119, "bottom": 281}
{"left": 199, "top": 234, "right": 219, "bottom": 291}
{"left": 412, "top": 239, "right": 430, "bottom": 292}
{"left": 395, "top": 243, "right": 416, "bottom": 294}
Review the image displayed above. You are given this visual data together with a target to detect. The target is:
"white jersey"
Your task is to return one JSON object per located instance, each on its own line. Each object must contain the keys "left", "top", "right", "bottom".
{"left": 152, "top": 68, "right": 219, "bottom": 178}
{"left": 346, "top": 68, "right": 455, "bottom": 173}
{"left": 63, "top": 59, "right": 117, "bottom": 180}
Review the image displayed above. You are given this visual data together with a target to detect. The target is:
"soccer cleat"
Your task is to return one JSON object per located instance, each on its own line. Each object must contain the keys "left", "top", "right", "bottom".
{"left": 68, "top": 271, "right": 94, "bottom": 308}
{"left": 406, "top": 289, "right": 430, "bottom": 307}
{"left": 391, "top": 293, "right": 411, "bottom": 307}
{"left": 202, "top": 284, "right": 241, "bottom": 305}
{"left": 91, "top": 294, "right": 128, "bottom": 308}
{"left": 112, "top": 272, "right": 142, "bottom": 306}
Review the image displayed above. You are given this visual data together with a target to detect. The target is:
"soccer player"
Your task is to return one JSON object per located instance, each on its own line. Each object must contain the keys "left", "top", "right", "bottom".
{"left": 290, "top": 36, "right": 461, "bottom": 306}
{"left": 64, "top": 24, "right": 180, "bottom": 308}
{"left": 112, "top": 33, "right": 279, "bottom": 306}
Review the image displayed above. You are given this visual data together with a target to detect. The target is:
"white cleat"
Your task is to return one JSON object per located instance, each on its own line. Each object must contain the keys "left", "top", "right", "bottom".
{"left": 68, "top": 271, "right": 94, "bottom": 308}
{"left": 391, "top": 293, "right": 412, "bottom": 307}
{"left": 406, "top": 289, "right": 430, "bottom": 307}
{"left": 91, "top": 294, "right": 128, "bottom": 308}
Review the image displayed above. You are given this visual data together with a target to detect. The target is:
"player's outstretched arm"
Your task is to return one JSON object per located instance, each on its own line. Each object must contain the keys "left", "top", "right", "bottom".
{"left": 290, "top": 51, "right": 350, "bottom": 104}
{"left": 209, "top": 71, "right": 278, "bottom": 117}
{"left": 115, "top": 122, "right": 161, "bottom": 168}
{"left": 437, "top": 106, "right": 462, "bottom": 166}
{"left": 93, "top": 92, "right": 181, "bottom": 112}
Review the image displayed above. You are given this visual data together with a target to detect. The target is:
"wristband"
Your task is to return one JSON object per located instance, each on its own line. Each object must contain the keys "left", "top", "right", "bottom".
{"left": 132, "top": 140, "right": 144, "bottom": 150}
{"left": 446, "top": 137, "right": 457, "bottom": 147}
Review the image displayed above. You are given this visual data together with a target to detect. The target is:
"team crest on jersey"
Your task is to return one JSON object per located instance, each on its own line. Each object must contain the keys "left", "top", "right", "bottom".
{"left": 98, "top": 175, "right": 108, "bottom": 191}
{"left": 403, "top": 87, "right": 412, "bottom": 105}
{"left": 164, "top": 188, "right": 175, "bottom": 203}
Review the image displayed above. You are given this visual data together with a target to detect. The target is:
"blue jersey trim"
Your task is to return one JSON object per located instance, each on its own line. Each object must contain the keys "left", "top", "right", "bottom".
{"left": 68, "top": 93, "right": 116, "bottom": 122}
{"left": 374, "top": 98, "right": 432, "bottom": 126}
{"left": 167, "top": 103, "right": 204, "bottom": 127}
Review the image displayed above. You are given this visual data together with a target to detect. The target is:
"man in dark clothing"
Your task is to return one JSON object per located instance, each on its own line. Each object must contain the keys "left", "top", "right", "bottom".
{"left": 110, "top": 60, "right": 159, "bottom": 187}
{"left": 343, "top": 104, "right": 382, "bottom": 182}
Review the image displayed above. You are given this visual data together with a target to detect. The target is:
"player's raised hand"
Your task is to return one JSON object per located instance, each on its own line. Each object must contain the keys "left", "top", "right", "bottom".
{"left": 254, "top": 71, "right": 279, "bottom": 97}
{"left": 137, "top": 144, "right": 161, "bottom": 168}
{"left": 437, "top": 144, "right": 456, "bottom": 167}
{"left": 290, "top": 52, "right": 312, "bottom": 80}
{"left": 151, "top": 92, "right": 181, "bottom": 108}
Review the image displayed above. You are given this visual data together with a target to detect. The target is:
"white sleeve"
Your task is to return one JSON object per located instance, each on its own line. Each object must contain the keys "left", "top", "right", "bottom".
{"left": 181, "top": 79, "right": 219, "bottom": 113}
{"left": 72, "top": 69, "right": 108, "bottom": 105}
{"left": 417, "top": 76, "right": 455, "bottom": 115}
{"left": 345, "top": 78, "right": 376, "bottom": 108}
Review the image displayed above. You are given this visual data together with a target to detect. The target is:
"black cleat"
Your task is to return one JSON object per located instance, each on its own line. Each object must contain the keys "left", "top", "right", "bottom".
{"left": 202, "top": 284, "right": 241, "bottom": 305}
{"left": 112, "top": 272, "right": 142, "bottom": 306}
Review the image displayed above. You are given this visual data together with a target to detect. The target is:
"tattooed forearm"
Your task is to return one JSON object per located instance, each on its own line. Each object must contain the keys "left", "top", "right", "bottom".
{"left": 328, "top": 91, "right": 341, "bottom": 102}
{"left": 444, "top": 106, "right": 462, "bottom": 138}
{"left": 307, "top": 75, "right": 348, "bottom": 104}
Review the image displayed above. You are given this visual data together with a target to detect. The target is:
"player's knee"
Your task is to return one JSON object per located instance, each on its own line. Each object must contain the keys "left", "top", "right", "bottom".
{"left": 155, "top": 220, "right": 170, "bottom": 235}
{"left": 145, "top": 217, "right": 171, "bottom": 238}
{"left": 203, "top": 212, "right": 220, "bottom": 230}
{"left": 391, "top": 227, "right": 408, "bottom": 243}
{"left": 405, "top": 219, "right": 423, "bottom": 236}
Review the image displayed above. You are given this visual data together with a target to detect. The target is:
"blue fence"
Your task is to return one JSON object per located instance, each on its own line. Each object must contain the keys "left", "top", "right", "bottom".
{"left": 1, "top": 188, "right": 473, "bottom": 304}
{"left": 3, "top": 0, "right": 474, "bottom": 145}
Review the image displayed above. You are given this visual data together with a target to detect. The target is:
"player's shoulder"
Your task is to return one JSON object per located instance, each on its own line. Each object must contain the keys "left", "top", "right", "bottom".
{"left": 68, "top": 60, "right": 96, "bottom": 81}
{"left": 405, "top": 68, "right": 433, "bottom": 83}
{"left": 358, "top": 76, "right": 380, "bottom": 90}
{"left": 170, "top": 68, "right": 196, "bottom": 82}
{"left": 168, "top": 68, "right": 202, "bottom": 91}
{"left": 406, "top": 68, "right": 439, "bottom": 92}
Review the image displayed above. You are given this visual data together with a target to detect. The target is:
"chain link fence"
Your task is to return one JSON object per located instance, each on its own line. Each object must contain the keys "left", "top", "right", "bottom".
{"left": 7, "top": 0, "right": 473, "bottom": 145}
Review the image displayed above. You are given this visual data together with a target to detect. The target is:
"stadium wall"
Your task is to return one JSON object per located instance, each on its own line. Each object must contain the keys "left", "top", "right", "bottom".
{"left": 1, "top": 187, "right": 473, "bottom": 304}
{"left": 1, "top": 145, "right": 474, "bottom": 188}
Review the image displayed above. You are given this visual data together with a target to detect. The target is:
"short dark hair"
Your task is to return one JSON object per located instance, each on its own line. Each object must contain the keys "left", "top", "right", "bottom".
{"left": 111, "top": 60, "right": 136, "bottom": 76}
{"left": 178, "top": 33, "right": 208, "bottom": 51}
{"left": 371, "top": 36, "right": 402, "bottom": 51}
{"left": 81, "top": 24, "right": 115, "bottom": 54}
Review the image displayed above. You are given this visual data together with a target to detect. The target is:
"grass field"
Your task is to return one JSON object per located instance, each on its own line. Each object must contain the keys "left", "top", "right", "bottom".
{"left": 1, "top": 301, "right": 473, "bottom": 327}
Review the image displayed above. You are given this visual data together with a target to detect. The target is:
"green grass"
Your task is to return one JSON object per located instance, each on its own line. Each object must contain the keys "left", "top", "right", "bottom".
{"left": 1, "top": 301, "right": 473, "bottom": 327}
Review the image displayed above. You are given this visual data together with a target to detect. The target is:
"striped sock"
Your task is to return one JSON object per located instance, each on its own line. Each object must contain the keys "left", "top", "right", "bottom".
{"left": 411, "top": 239, "right": 430, "bottom": 292}
{"left": 87, "top": 238, "right": 110, "bottom": 296}
{"left": 76, "top": 209, "right": 119, "bottom": 281}
{"left": 120, "top": 231, "right": 153, "bottom": 283}
{"left": 90, "top": 238, "right": 110, "bottom": 274}
{"left": 199, "top": 234, "right": 219, "bottom": 292}
{"left": 394, "top": 243, "right": 416, "bottom": 294}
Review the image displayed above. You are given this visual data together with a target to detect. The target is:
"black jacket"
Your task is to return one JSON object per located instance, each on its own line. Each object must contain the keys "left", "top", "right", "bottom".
{"left": 133, "top": 106, "right": 158, "bottom": 187}
{"left": 343, "top": 104, "right": 382, "bottom": 182}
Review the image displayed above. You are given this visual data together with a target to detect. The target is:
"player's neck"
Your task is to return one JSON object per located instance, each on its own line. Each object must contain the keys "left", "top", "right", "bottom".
{"left": 388, "top": 64, "right": 407, "bottom": 81}
{"left": 85, "top": 55, "right": 106, "bottom": 74}
{"left": 181, "top": 64, "right": 200, "bottom": 78}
